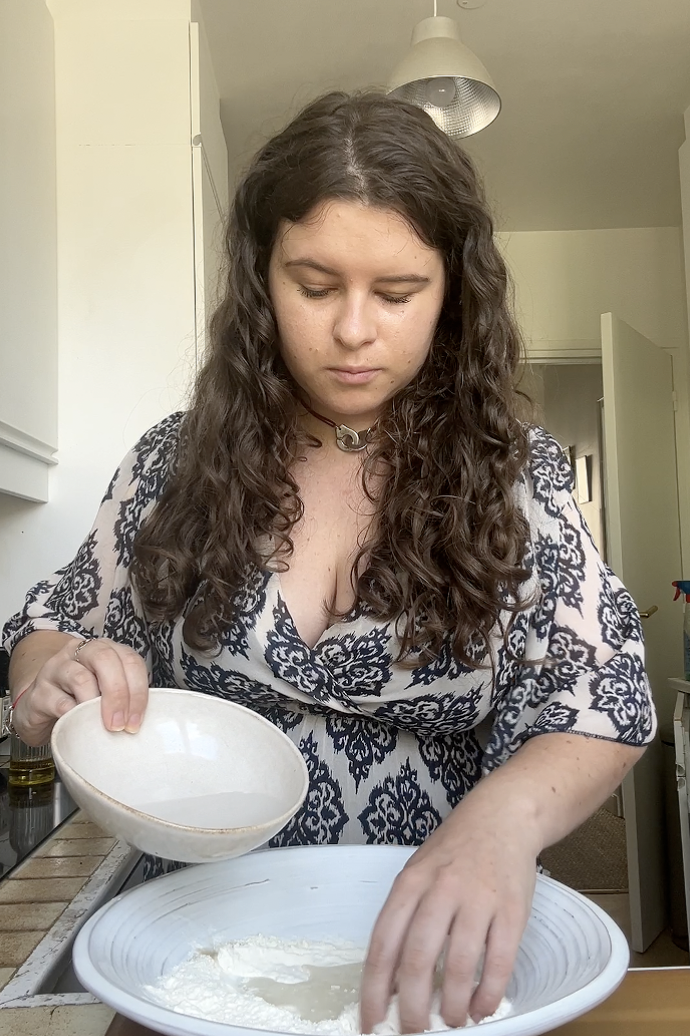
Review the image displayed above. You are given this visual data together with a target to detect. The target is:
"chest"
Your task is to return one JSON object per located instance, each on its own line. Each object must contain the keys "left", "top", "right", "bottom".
{"left": 277, "top": 456, "right": 375, "bottom": 648}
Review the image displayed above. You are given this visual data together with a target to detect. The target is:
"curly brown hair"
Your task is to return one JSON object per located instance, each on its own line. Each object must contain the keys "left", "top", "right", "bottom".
{"left": 132, "top": 91, "right": 532, "bottom": 666}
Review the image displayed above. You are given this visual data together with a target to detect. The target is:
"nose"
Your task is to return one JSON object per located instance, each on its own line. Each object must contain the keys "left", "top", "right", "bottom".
{"left": 332, "top": 291, "right": 377, "bottom": 351}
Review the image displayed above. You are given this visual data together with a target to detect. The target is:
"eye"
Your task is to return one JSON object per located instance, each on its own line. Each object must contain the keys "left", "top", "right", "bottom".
{"left": 299, "top": 286, "right": 332, "bottom": 299}
{"left": 380, "top": 294, "right": 412, "bottom": 305}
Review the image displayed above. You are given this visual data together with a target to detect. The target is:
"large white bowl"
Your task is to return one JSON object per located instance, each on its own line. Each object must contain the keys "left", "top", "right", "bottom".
{"left": 73, "top": 845, "right": 630, "bottom": 1036}
{"left": 51, "top": 688, "right": 309, "bottom": 862}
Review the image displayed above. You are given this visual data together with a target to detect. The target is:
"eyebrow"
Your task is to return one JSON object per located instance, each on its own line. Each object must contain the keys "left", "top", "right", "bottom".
{"left": 283, "top": 258, "right": 431, "bottom": 285}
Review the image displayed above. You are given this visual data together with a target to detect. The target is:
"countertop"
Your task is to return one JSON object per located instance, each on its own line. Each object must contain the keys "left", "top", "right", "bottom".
{"left": 0, "top": 760, "right": 689, "bottom": 1034}
{"left": 0, "top": 746, "right": 140, "bottom": 1034}
{"left": 0, "top": 765, "right": 78, "bottom": 881}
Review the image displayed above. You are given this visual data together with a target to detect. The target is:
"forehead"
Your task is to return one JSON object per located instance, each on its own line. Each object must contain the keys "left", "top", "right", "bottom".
{"left": 272, "top": 199, "right": 443, "bottom": 273}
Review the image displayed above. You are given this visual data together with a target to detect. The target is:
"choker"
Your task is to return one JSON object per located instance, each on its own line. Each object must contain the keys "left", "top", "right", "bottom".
{"left": 301, "top": 401, "right": 375, "bottom": 452}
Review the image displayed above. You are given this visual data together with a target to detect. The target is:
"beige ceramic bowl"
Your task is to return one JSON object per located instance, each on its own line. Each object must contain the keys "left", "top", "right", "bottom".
{"left": 51, "top": 688, "right": 309, "bottom": 862}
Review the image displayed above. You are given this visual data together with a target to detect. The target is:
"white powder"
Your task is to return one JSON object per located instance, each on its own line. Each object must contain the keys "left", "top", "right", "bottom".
{"left": 145, "top": 935, "right": 512, "bottom": 1034}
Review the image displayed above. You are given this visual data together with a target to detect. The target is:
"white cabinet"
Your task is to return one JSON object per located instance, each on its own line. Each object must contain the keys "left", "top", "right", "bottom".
{"left": 0, "top": 0, "right": 58, "bottom": 502}
{"left": 0, "top": 5, "right": 227, "bottom": 506}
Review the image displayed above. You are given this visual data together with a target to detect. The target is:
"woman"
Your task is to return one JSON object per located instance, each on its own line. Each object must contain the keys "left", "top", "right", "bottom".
{"left": 3, "top": 92, "right": 654, "bottom": 1031}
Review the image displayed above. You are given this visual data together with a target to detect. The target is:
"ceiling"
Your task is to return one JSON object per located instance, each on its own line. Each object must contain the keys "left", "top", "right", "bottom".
{"left": 197, "top": 0, "right": 690, "bottom": 232}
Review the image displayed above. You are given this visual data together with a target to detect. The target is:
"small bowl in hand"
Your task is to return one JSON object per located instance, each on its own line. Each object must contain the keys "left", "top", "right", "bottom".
{"left": 51, "top": 687, "right": 308, "bottom": 862}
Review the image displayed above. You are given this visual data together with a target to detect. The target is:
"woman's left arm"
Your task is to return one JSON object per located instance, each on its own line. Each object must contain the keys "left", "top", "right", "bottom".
{"left": 361, "top": 429, "right": 655, "bottom": 1034}
{"left": 360, "top": 731, "right": 643, "bottom": 1034}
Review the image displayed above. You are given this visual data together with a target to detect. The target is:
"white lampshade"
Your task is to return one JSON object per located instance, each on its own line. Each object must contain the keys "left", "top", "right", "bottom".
{"left": 387, "top": 16, "right": 501, "bottom": 138}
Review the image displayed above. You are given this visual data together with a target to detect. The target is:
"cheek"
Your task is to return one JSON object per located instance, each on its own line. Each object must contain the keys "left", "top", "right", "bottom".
{"left": 272, "top": 290, "right": 301, "bottom": 342}
{"left": 276, "top": 301, "right": 327, "bottom": 362}
{"left": 271, "top": 277, "right": 304, "bottom": 338}
{"left": 398, "top": 310, "right": 438, "bottom": 362}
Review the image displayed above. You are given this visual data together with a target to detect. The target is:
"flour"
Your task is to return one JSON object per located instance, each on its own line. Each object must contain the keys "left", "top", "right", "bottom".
{"left": 145, "top": 935, "right": 512, "bottom": 1034}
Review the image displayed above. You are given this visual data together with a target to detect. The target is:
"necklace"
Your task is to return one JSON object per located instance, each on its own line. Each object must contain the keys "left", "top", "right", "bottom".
{"left": 300, "top": 401, "right": 376, "bottom": 452}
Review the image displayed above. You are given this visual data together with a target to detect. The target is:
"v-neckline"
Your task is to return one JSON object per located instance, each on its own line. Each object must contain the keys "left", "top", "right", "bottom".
{"left": 273, "top": 571, "right": 360, "bottom": 651}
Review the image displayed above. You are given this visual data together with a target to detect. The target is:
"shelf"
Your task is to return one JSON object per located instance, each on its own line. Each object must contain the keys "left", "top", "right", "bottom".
{"left": 0, "top": 422, "right": 57, "bottom": 503}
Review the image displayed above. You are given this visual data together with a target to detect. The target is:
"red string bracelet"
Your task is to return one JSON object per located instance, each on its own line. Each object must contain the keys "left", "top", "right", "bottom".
{"left": 7, "top": 684, "right": 31, "bottom": 737}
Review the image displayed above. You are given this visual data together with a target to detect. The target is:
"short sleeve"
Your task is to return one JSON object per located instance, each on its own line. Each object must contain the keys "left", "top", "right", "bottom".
{"left": 1, "top": 413, "right": 185, "bottom": 664}
{"left": 483, "top": 427, "right": 656, "bottom": 771}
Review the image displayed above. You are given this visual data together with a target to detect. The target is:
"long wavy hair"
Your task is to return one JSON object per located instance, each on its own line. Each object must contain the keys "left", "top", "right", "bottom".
{"left": 132, "top": 91, "right": 532, "bottom": 665}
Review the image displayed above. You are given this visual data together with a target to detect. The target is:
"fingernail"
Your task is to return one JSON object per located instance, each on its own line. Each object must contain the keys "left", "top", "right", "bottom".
{"left": 125, "top": 714, "right": 140, "bottom": 733}
{"left": 110, "top": 711, "right": 125, "bottom": 731}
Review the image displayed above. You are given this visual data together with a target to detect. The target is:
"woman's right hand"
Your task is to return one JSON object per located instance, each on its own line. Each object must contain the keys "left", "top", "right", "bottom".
{"left": 10, "top": 636, "right": 149, "bottom": 747}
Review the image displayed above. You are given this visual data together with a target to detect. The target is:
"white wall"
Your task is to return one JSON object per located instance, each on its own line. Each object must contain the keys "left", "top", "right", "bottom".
{"left": 498, "top": 227, "right": 690, "bottom": 574}
{"left": 0, "top": 0, "right": 204, "bottom": 624}
{"left": 679, "top": 112, "right": 690, "bottom": 577}
{"left": 498, "top": 227, "right": 687, "bottom": 354}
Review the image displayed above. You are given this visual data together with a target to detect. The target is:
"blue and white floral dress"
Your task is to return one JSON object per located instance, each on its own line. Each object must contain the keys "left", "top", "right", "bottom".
{"left": 2, "top": 414, "right": 655, "bottom": 853}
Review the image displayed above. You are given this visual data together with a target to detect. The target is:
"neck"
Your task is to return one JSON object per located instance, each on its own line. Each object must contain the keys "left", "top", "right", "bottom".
{"left": 299, "top": 400, "right": 377, "bottom": 453}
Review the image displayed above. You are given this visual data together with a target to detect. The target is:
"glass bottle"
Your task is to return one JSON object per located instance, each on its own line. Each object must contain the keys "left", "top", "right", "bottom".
{"left": 8, "top": 734, "right": 55, "bottom": 788}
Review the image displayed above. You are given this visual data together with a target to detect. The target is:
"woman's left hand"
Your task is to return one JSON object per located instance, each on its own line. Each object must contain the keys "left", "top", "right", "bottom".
{"left": 359, "top": 791, "right": 540, "bottom": 1033}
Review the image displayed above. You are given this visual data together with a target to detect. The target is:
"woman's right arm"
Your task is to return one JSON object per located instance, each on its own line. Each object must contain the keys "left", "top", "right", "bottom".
{"left": 3, "top": 414, "right": 185, "bottom": 747}
{"left": 9, "top": 630, "right": 148, "bottom": 747}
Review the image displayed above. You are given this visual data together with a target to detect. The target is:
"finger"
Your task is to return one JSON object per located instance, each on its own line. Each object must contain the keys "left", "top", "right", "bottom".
{"left": 59, "top": 660, "right": 102, "bottom": 703}
{"left": 119, "top": 649, "right": 149, "bottom": 732}
{"left": 76, "top": 641, "right": 137, "bottom": 732}
{"left": 360, "top": 866, "right": 429, "bottom": 1033}
{"left": 12, "top": 683, "right": 80, "bottom": 747}
{"left": 394, "top": 889, "right": 458, "bottom": 1034}
{"left": 51, "top": 687, "right": 84, "bottom": 724}
{"left": 31, "top": 663, "right": 100, "bottom": 735}
{"left": 439, "top": 908, "right": 492, "bottom": 1028}
{"left": 468, "top": 911, "right": 524, "bottom": 1024}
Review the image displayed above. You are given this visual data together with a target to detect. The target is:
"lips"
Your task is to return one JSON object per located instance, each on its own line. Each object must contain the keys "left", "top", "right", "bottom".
{"left": 329, "top": 368, "right": 381, "bottom": 384}
{"left": 331, "top": 368, "right": 378, "bottom": 374}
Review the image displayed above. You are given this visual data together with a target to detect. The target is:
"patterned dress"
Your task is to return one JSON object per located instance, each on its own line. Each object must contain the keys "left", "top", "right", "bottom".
{"left": 3, "top": 414, "right": 655, "bottom": 858}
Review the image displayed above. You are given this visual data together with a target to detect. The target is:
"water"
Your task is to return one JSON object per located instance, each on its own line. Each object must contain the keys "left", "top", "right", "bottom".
{"left": 135, "top": 791, "right": 283, "bottom": 829}
{"left": 246, "top": 962, "right": 364, "bottom": 1022}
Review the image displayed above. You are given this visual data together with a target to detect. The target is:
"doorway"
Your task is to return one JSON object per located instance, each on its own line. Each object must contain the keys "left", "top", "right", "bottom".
{"left": 521, "top": 361, "right": 623, "bottom": 890}
{"left": 523, "top": 362, "right": 605, "bottom": 559}
{"left": 521, "top": 358, "right": 688, "bottom": 965}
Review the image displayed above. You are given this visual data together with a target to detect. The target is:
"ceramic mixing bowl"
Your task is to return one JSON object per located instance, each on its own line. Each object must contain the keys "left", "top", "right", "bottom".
{"left": 51, "top": 687, "right": 309, "bottom": 862}
{"left": 73, "top": 844, "right": 630, "bottom": 1036}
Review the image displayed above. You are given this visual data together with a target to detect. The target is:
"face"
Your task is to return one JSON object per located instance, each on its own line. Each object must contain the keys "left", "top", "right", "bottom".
{"left": 267, "top": 200, "right": 446, "bottom": 429}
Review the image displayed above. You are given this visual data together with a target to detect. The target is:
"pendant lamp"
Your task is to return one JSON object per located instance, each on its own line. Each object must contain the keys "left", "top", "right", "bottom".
{"left": 387, "top": 6, "right": 500, "bottom": 138}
